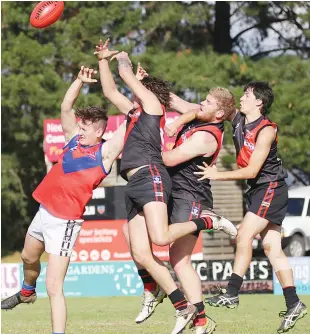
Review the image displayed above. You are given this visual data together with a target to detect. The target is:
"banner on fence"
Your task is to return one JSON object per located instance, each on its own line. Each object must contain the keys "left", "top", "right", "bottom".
{"left": 1, "top": 258, "right": 274, "bottom": 298}
{"left": 273, "top": 257, "right": 310, "bottom": 295}
{"left": 72, "top": 219, "right": 203, "bottom": 262}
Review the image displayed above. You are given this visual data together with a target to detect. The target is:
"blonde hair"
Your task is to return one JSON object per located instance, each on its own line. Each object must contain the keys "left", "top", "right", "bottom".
{"left": 209, "top": 87, "right": 236, "bottom": 120}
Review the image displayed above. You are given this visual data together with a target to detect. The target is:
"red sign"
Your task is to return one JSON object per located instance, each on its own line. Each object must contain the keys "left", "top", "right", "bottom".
{"left": 44, "top": 113, "right": 180, "bottom": 162}
{"left": 71, "top": 220, "right": 203, "bottom": 262}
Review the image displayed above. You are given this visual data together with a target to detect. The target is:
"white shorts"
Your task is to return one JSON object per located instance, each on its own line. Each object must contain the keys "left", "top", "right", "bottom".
{"left": 28, "top": 205, "right": 83, "bottom": 257}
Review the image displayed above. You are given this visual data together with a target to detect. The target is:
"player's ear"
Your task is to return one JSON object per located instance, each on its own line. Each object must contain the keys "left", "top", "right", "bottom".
{"left": 216, "top": 110, "right": 224, "bottom": 119}
{"left": 256, "top": 98, "right": 263, "bottom": 109}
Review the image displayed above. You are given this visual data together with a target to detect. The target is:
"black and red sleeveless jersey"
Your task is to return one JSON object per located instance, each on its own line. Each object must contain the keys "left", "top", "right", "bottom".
{"left": 232, "top": 112, "right": 287, "bottom": 187}
{"left": 168, "top": 120, "right": 224, "bottom": 204}
{"left": 120, "top": 104, "right": 166, "bottom": 180}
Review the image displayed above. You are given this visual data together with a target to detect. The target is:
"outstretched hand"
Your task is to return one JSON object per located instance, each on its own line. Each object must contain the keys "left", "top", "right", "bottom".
{"left": 94, "top": 38, "right": 119, "bottom": 60}
{"left": 194, "top": 162, "right": 220, "bottom": 180}
{"left": 77, "top": 66, "right": 97, "bottom": 83}
{"left": 136, "top": 62, "right": 148, "bottom": 81}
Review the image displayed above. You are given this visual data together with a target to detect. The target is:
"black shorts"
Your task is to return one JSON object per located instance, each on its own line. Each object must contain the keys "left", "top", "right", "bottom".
{"left": 246, "top": 180, "right": 288, "bottom": 226}
{"left": 125, "top": 165, "right": 172, "bottom": 222}
{"left": 168, "top": 195, "right": 212, "bottom": 237}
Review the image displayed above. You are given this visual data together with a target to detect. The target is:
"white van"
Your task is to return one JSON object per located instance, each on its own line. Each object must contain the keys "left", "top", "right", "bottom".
{"left": 282, "top": 186, "right": 310, "bottom": 257}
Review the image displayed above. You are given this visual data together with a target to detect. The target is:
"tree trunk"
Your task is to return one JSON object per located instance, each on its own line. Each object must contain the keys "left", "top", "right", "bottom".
{"left": 214, "top": 1, "right": 232, "bottom": 54}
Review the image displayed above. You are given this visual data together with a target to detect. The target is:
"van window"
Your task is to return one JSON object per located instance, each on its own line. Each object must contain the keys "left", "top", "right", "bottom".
{"left": 307, "top": 201, "right": 310, "bottom": 216}
{"left": 286, "top": 198, "right": 304, "bottom": 216}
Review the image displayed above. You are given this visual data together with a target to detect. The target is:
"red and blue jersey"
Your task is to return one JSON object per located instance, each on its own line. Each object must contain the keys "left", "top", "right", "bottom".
{"left": 33, "top": 135, "right": 109, "bottom": 219}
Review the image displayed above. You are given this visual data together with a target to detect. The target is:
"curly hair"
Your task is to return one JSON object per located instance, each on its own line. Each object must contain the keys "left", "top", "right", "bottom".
{"left": 209, "top": 87, "right": 236, "bottom": 120}
{"left": 141, "top": 76, "right": 171, "bottom": 108}
{"left": 75, "top": 106, "right": 108, "bottom": 127}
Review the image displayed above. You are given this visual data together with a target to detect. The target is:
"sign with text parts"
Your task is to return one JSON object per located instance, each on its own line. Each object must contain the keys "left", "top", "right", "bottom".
{"left": 273, "top": 257, "right": 310, "bottom": 295}
{"left": 1, "top": 264, "right": 21, "bottom": 298}
{"left": 72, "top": 219, "right": 203, "bottom": 262}
{"left": 44, "top": 112, "right": 179, "bottom": 162}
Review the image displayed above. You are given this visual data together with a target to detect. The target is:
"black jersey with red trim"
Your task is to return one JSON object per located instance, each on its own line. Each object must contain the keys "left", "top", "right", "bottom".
{"left": 168, "top": 120, "right": 224, "bottom": 204}
{"left": 232, "top": 112, "right": 287, "bottom": 187}
{"left": 120, "top": 104, "right": 166, "bottom": 181}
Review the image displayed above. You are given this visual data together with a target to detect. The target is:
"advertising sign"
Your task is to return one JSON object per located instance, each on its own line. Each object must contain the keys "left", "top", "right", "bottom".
{"left": 44, "top": 112, "right": 179, "bottom": 162}
{"left": 273, "top": 257, "right": 310, "bottom": 295}
{"left": 1, "top": 264, "right": 21, "bottom": 298}
{"left": 33, "top": 261, "right": 143, "bottom": 297}
{"left": 72, "top": 220, "right": 203, "bottom": 262}
{"left": 187, "top": 259, "right": 273, "bottom": 294}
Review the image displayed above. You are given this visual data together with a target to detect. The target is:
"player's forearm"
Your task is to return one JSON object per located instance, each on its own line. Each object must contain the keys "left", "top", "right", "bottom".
{"left": 170, "top": 93, "right": 200, "bottom": 114}
{"left": 215, "top": 167, "right": 258, "bottom": 181}
{"left": 172, "top": 110, "right": 197, "bottom": 129}
{"left": 98, "top": 59, "right": 118, "bottom": 97}
{"left": 61, "top": 78, "right": 83, "bottom": 111}
{"left": 118, "top": 59, "right": 135, "bottom": 86}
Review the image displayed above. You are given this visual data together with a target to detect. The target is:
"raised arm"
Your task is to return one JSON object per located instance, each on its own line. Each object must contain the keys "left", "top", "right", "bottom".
{"left": 94, "top": 39, "right": 133, "bottom": 115}
{"left": 61, "top": 66, "right": 97, "bottom": 143}
{"left": 165, "top": 109, "right": 199, "bottom": 137}
{"left": 112, "top": 52, "right": 163, "bottom": 116}
{"left": 162, "top": 131, "right": 218, "bottom": 167}
{"left": 170, "top": 93, "right": 201, "bottom": 114}
{"left": 101, "top": 120, "right": 127, "bottom": 170}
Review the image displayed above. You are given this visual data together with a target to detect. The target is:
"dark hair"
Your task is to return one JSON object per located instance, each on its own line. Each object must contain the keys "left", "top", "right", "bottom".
{"left": 244, "top": 81, "right": 274, "bottom": 114}
{"left": 141, "top": 76, "right": 171, "bottom": 108}
{"left": 75, "top": 106, "right": 108, "bottom": 131}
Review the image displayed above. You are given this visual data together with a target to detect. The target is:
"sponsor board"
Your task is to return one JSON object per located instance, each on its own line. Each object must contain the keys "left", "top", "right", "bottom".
{"left": 274, "top": 257, "right": 310, "bottom": 295}
{"left": 1, "top": 264, "right": 21, "bottom": 298}
{"left": 1, "top": 258, "right": 273, "bottom": 298}
{"left": 72, "top": 220, "right": 203, "bottom": 262}
{"left": 170, "top": 259, "right": 273, "bottom": 294}
{"left": 34, "top": 261, "right": 143, "bottom": 297}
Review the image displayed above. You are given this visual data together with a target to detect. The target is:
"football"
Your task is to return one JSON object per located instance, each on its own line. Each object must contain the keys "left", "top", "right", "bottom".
{"left": 30, "top": 1, "right": 64, "bottom": 28}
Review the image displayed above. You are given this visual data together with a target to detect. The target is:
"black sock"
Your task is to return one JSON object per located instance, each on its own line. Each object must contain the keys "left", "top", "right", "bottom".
{"left": 192, "top": 217, "right": 213, "bottom": 231}
{"left": 283, "top": 286, "right": 299, "bottom": 309}
{"left": 193, "top": 301, "right": 206, "bottom": 326}
{"left": 227, "top": 273, "right": 243, "bottom": 296}
{"left": 137, "top": 269, "right": 157, "bottom": 291}
{"left": 168, "top": 288, "right": 187, "bottom": 311}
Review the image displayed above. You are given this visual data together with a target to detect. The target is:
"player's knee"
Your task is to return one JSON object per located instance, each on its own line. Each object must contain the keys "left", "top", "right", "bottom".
{"left": 21, "top": 249, "right": 37, "bottom": 265}
{"left": 236, "top": 229, "right": 252, "bottom": 246}
{"left": 170, "top": 256, "right": 191, "bottom": 274}
{"left": 263, "top": 243, "right": 271, "bottom": 257}
{"left": 46, "top": 276, "right": 63, "bottom": 298}
{"left": 131, "top": 249, "right": 152, "bottom": 266}
{"left": 150, "top": 235, "right": 169, "bottom": 247}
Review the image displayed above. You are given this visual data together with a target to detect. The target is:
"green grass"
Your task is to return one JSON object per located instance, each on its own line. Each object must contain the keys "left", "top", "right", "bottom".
{"left": 1, "top": 295, "right": 310, "bottom": 334}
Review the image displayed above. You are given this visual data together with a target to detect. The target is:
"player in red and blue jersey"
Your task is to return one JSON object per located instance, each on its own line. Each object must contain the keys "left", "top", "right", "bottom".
{"left": 1, "top": 66, "right": 126, "bottom": 334}
{"left": 196, "top": 81, "right": 307, "bottom": 333}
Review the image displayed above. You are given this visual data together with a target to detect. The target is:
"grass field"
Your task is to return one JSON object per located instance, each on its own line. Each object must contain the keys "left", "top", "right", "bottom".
{"left": 1, "top": 295, "right": 309, "bottom": 334}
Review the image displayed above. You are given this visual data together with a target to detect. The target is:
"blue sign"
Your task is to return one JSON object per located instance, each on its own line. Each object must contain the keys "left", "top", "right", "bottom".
{"left": 19, "top": 261, "right": 143, "bottom": 298}
{"left": 273, "top": 257, "right": 310, "bottom": 295}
